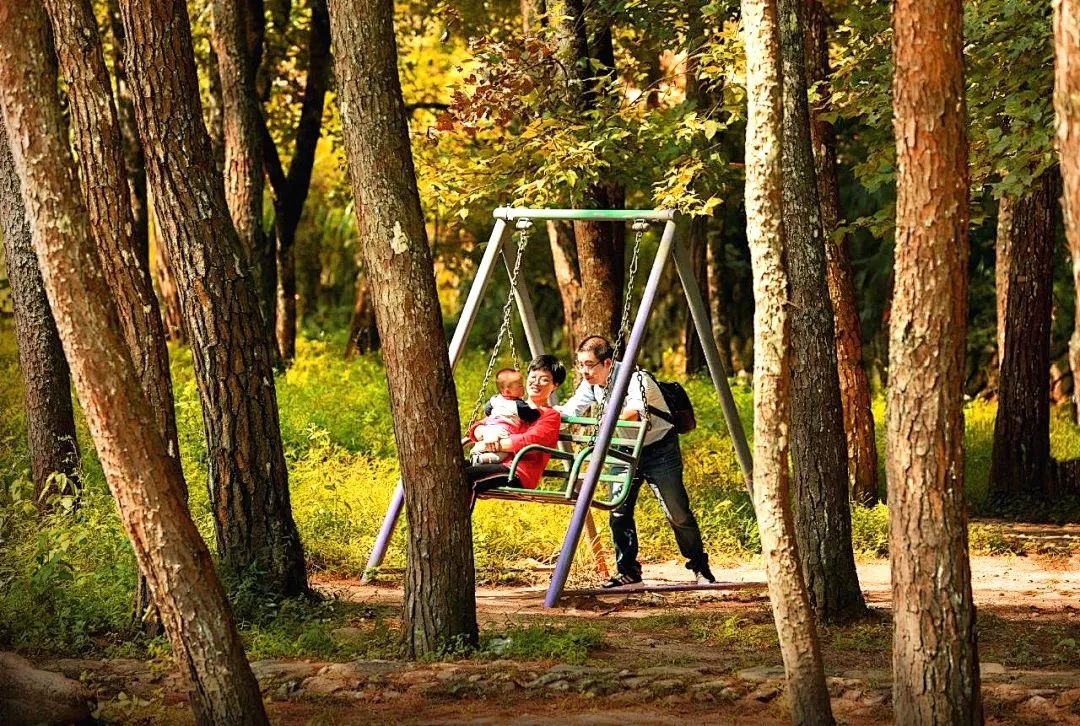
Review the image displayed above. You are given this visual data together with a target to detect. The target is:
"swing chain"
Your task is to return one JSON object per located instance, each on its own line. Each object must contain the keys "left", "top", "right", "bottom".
{"left": 590, "top": 219, "right": 650, "bottom": 437}
{"left": 467, "top": 219, "right": 532, "bottom": 426}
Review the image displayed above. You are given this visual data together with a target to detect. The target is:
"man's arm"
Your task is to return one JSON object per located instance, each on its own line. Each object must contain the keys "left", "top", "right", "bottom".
{"left": 620, "top": 371, "right": 648, "bottom": 420}
{"left": 555, "top": 379, "right": 595, "bottom": 417}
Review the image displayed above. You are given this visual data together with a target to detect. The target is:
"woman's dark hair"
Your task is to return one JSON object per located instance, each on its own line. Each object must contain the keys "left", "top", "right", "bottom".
{"left": 528, "top": 354, "right": 566, "bottom": 386}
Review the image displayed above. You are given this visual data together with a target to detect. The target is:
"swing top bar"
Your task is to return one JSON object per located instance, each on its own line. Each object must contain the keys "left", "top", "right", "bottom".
{"left": 493, "top": 207, "right": 676, "bottom": 222}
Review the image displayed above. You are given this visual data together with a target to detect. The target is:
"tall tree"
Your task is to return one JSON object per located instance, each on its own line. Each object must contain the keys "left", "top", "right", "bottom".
{"left": 261, "top": 0, "right": 332, "bottom": 363}
{"left": 549, "top": 0, "right": 621, "bottom": 341}
{"left": 327, "top": 0, "right": 478, "bottom": 656}
{"left": 889, "top": 0, "right": 982, "bottom": 721}
{"left": 777, "top": 0, "right": 865, "bottom": 624}
{"left": 0, "top": 3, "right": 267, "bottom": 721}
{"left": 994, "top": 195, "right": 1016, "bottom": 364}
{"left": 0, "top": 124, "right": 79, "bottom": 509}
{"left": 990, "top": 169, "right": 1060, "bottom": 502}
{"left": 211, "top": 0, "right": 271, "bottom": 329}
{"left": 741, "top": 0, "right": 834, "bottom": 721}
{"left": 116, "top": 0, "right": 308, "bottom": 596}
{"left": 805, "top": 0, "right": 878, "bottom": 506}
{"left": 1057, "top": 0, "right": 1080, "bottom": 422}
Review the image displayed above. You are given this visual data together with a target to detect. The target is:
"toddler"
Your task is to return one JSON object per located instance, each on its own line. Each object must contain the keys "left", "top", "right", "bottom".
{"left": 471, "top": 368, "right": 540, "bottom": 464}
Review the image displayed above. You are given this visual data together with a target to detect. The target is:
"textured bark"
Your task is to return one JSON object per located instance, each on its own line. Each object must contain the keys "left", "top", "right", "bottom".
{"left": 683, "top": 215, "right": 710, "bottom": 374}
{"left": 0, "top": 123, "right": 79, "bottom": 508}
{"left": 344, "top": 272, "right": 379, "bottom": 359}
{"left": 262, "top": 0, "right": 331, "bottom": 363}
{"left": 44, "top": 0, "right": 179, "bottom": 467}
{"left": 990, "top": 170, "right": 1060, "bottom": 501}
{"left": 547, "top": 219, "right": 585, "bottom": 345}
{"left": 778, "top": 0, "right": 865, "bottom": 625}
{"left": 805, "top": 0, "right": 878, "bottom": 506}
{"left": 706, "top": 217, "right": 734, "bottom": 374}
{"left": 889, "top": 0, "right": 982, "bottom": 721}
{"left": 549, "top": 0, "right": 621, "bottom": 340}
{"left": 152, "top": 233, "right": 186, "bottom": 342}
{"left": 327, "top": 0, "right": 478, "bottom": 656}
{"left": 106, "top": 0, "right": 150, "bottom": 273}
{"left": 995, "top": 194, "right": 1016, "bottom": 363}
{"left": 212, "top": 0, "right": 269, "bottom": 323}
{"left": 117, "top": 0, "right": 308, "bottom": 596}
{"left": 0, "top": 4, "right": 267, "bottom": 722}
{"left": 741, "top": 0, "right": 835, "bottom": 722}
{"left": 1056, "top": 0, "right": 1080, "bottom": 425}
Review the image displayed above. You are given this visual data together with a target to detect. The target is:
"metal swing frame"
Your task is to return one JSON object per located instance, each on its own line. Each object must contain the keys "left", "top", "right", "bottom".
{"left": 363, "top": 208, "right": 754, "bottom": 608}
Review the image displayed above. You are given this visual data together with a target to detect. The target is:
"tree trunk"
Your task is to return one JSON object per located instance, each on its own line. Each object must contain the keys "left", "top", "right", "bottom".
{"left": 152, "top": 226, "right": 186, "bottom": 343}
{"left": 211, "top": 0, "right": 269, "bottom": 326}
{"left": 995, "top": 194, "right": 1016, "bottom": 364}
{"left": 1055, "top": 0, "right": 1080, "bottom": 426}
{"left": 262, "top": 0, "right": 331, "bottom": 365}
{"left": 741, "top": 0, "right": 835, "bottom": 722}
{"left": 106, "top": 0, "right": 150, "bottom": 273}
{"left": 889, "top": 0, "right": 982, "bottom": 721}
{"left": 117, "top": 0, "right": 308, "bottom": 596}
{"left": 549, "top": 0, "right": 621, "bottom": 341}
{"left": 547, "top": 219, "right": 585, "bottom": 345}
{"left": 805, "top": 0, "right": 878, "bottom": 506}
{"left": 344, "top": 271, "right": 379, "bottom": 359}
{"left": 705, "top": 217, "right": 734, "bottom": 373}
{"left": 683, "top": 215, "right": 709, "bottom": 374}
{"left": 43, "top": 0, "right": 179, "bottom": 467}
{"left": 327, "top": 0, "right": 478, "bottom": 657}
{"left": 0, "top": 122, "right": 79, "bottom": 508}
{"left": 990, "top": 169, "right": 1060, "bottom": 502}
{"left": 777, "top": 0, "right": 866, "bottom": 625}
{"left": 0, "top": 5, "right": 268, "bottom": 721}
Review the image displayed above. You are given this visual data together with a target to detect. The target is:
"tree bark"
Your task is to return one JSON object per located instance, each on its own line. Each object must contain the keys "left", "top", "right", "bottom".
{"left": 327, "top": 0, "right": 478, "bottom": 657}
{"left": 262, "top": 0, "right": 331, "bottom": 364}
{"left": 0, "top": 4, "right": 268, "bottom": 721}
{"left": 889, "top": 0, "right": 982, "bottom": 721}
{"left": 805, "top": 0, "right": 878, "bottom": 506}
{"left": 43, "top": 0, "right": 180, "bottom": 468}
{"left": 116, "top": 0, "right": 308, "bottom": 596}
{"left": 211, "top": 0, "right": 269, "bottom": 326}
{"left": 995, "top": 194, "right": 1016, "bottom": 364}
{"left": 1055, "top": 0, "right": 1080, "bottom": 426}
{"left": 777, "top": 0, "right": 866, "bottom": 625}
{"left": 0, "top": 122, "right": 79, "bottom": 509}
{"left": 549, "top": 0, "right": 621, "bottom": 341}
{"left": 706, "top": 216, "right": 734, "bottom": 373}
{"left": 683, "top": 215, "right": 710, "bottom": 374}
{"left": 546, "top": 219, "right": 585, "bottom": 345}
{"left": 152, "top": 227, "right": 186, "bottom": 342}
{"left": 990, "top": 169, "right": 1060, "bottom": 502}
{"left": 344, "top": 271, "right": 379, "bottom": 359}
{"left": 740, "top": 0, "right": 835, "bottom": 722}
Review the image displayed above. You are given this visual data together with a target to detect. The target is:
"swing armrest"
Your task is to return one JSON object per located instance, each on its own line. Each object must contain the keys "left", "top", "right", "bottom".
{"left": 507, "top": 445, "right": 575, "bottom": 480}
{"left": 579, "top": 446, "right": 636, "bottom": 465}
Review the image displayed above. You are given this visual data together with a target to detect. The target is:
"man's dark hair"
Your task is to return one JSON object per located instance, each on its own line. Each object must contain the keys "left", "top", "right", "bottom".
{"left": 577, "top": 335, "right": 614, "bottom": 362}
{"left": 528, "top": 354, "right": 566, "bottom": 386}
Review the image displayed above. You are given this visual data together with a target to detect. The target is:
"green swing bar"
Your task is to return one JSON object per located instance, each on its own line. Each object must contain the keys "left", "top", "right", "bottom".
{"left": 475, "top": 415, "right": 650, "bottom": 510}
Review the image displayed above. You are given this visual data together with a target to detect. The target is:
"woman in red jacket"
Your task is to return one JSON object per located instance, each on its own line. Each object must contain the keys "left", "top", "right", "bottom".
{"left": 467, "top": 354, "right": 565, "bottom": 496}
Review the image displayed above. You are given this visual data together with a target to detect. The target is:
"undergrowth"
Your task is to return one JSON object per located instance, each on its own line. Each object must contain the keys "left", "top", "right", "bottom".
{"left": 1, "top": 330, "right": 1079, "bottom": 656}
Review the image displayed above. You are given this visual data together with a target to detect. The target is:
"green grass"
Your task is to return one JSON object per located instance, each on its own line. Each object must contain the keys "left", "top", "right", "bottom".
{"left": 1, "top": 329, "right": 1079, "bottom": 656}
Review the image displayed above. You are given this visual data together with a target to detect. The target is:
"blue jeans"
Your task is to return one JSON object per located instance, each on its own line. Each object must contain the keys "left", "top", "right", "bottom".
{"left": 610, "top": 431, "right": 707, "bottom": 577}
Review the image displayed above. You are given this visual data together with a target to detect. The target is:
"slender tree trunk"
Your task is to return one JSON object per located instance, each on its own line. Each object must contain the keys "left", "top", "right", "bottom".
{"left": 152, "top": 225, "right": 186, "bottom": 343}
{"left": 549, "top": 0, "right": 621, "bottom": 340}
{"left": 262, "top": 0, "right": 331, "bottom": 364}
{"left": 327, "top": 0, "right": 478, "bottom": 657}
{"left": 889, "top": 0, "right": 982, "bottom": 721}
{"left": 344, "top": 272, "right": 379, "bottom": 359}
{"left": 990, "top": 169, "right": 1060, "bottom": 502}
{"left": 684, "top": 215, "right": 709, "bottom": 373}
{"left": 547, "top": 219, "right": 585, "bottom": 345}
{"left": 0, "top": 123, "right": 79, "bottom": 508}
{"left": 706, "top": 216, "right": 734, "bottom": 373}
{"left": 995, "top": 194, "right": 1016, "bottom": 364}
{"left": 117, "top": 0, "right": 308, "bottom": 596}
{"left": 777, "top": 0, "right": 865, "bottom": 625}
{"left": 106, "top": 0, "right": 150, "bottom": 273}
{"left": 0, "top": 5, "right": 267, "bottom": 721}
{"left": 1055, "top": 0, "right": 1080, "bottom": 425}
{"left": 741, "top": 0, "right": 835, "bottom": 722}
{"left": 212, "top": 0, "right": 269, "bottom": 324}
{"left": 805, "top": 0, "right": 878, "bottom": 506}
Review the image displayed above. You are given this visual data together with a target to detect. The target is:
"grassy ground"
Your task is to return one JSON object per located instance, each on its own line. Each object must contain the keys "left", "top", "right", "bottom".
{"left": 0, "top": 328, "right": 1078, "bottom": 658}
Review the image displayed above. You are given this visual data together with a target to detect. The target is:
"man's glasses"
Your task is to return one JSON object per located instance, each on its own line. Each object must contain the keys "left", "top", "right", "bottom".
{"left": 576, "top": 359, "right": 609, "bottom": 371}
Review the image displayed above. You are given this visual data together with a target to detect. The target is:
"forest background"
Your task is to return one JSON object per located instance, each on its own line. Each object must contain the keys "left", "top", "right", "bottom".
{"left": 0, "top": 0, "right": 1077, "bottom": 658}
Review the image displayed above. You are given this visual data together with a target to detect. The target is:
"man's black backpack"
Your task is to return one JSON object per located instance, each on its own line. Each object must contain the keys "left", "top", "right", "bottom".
{"left": 642, "top": 371, "right": 697, "bottom": 434}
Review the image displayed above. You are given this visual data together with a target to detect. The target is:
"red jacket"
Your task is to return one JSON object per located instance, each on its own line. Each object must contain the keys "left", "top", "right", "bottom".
{"left": 469, "top": 407, "right": 561, "bottom": 489}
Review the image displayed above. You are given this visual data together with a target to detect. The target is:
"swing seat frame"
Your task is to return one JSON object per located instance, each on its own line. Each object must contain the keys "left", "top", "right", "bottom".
{"left": 478, "top": 416, "right": 649, "bottom": 510}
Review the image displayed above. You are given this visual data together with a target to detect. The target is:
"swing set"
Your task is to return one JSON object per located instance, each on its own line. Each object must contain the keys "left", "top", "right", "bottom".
{"left": 364, "top": 208, "right": 754, "bottom": 608}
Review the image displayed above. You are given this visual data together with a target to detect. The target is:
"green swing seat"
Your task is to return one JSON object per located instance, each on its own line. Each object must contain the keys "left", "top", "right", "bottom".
{"left": 475, "top": 416, "right": 650, "bottom": 511}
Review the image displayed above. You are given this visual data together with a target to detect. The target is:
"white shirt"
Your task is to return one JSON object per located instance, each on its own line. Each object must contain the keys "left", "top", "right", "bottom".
{"left": 557, "top": 361, "right": 672, "bottom": 446}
